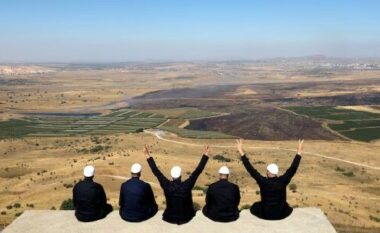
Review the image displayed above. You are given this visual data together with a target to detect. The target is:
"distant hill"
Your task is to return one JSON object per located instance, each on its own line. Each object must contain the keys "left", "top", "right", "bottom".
{"left": 0, "top": 65, "right": 55, "bottom": 75}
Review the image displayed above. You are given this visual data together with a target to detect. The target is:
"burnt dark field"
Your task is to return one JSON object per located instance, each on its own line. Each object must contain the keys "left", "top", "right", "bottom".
{"left": 130, "top": 79, "right": 380, "bottom": 141}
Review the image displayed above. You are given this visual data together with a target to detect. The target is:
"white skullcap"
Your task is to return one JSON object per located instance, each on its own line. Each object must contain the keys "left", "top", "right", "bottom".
{"left": 83, "top": 165, "right": 95, "bottom": 177}
{"left": 267, "top": 163, "right": 279, "bottom": 175}
{"left": 131, "top": 163, "right": 142, "bottom": 173}
{"left": 219, "top": 166, "right": 230, "bottom": 175}
{"left": 170, "top": 166, "right": 182, "bottom": 179}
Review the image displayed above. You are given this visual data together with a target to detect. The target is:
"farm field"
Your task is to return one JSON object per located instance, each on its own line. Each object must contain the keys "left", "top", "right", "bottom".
{"left": 286, "top": 106, "right": 380, "bottom": 142}
{"left": 1, "top": 61, "right": 380, "bottom": 232}
{"left": 0, "top": 109, "right": 167, "bottom": 139}
{"left": 0, "top": 108, "right": 231, "bottom": 140}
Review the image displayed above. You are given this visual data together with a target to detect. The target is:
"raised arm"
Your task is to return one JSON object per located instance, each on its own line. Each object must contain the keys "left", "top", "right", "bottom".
{"left": 237, "top": 139, "right": 265, "bottom": 184}
{"left": 186, "top": 145, "right": 210, "bottom": 187}
{"left": 282, "top": 139, "right": 303, "bottom": 184}
{"left": 145, "top": 145, "right": 170, "bottom": 187}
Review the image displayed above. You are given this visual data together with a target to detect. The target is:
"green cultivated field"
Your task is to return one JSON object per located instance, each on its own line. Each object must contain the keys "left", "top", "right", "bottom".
{"left": 0, "top": 108, "right": 232, "bottom": 139}
{"left": 286, "top": 106, "right": 380, "bottom": 142}
{"left": 0, "top": 109, "right": 167, "bottom": 139}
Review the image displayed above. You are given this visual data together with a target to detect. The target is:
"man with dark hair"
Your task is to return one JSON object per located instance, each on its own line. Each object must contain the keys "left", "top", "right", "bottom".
{"left": 237, "top": 139, "right": 303, "bottom": 220}
{"left": 119, "top": 163, "right": 158, "bottom": 222}
{"left": 73, "top": 165, "right": 113, "bottom": 222}
{"left": 145, "top": 145, "right": 209, "bottom": 225}
{"left": 202, "top": 165, "right": 240, "bottom": 222}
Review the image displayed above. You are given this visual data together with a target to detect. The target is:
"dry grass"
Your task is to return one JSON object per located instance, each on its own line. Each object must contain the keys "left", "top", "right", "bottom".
{"left": 1, "top": 64, "right": 380, "bottom": 230}
{"left": 0, "top": 134, "right": 379, "bottom": 230}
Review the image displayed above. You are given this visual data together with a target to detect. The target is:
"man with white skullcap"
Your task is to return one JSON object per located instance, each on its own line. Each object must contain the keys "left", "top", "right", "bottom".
{"left": 73, "top": 165, "right": 113, "bottom": 222}
{"left": 145, "top": 145, "right": 209, "bottom": 224}
{"left": 237, "top": 139, "right": 303, "bottom": 220}
{"left": 202, "top": 165, "right": 240, "bottom": 222}
{"left": 119, "top": 163, "right": 158, "bottom": 222}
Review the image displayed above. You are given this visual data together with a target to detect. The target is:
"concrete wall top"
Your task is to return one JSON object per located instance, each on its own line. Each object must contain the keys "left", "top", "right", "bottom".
{"left": 3, "top": 207, "right": 336, "bottom": 233}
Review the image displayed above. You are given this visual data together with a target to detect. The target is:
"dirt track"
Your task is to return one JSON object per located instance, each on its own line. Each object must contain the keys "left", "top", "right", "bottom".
{"left": 144, "top": 130, "right": 380, "bottom": 171}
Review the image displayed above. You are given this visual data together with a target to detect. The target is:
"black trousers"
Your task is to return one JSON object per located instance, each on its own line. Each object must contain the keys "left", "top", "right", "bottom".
{"left": 76, "top": 204, "right": 113, "bottom": 222}
{"left": 202, "top": 207, "right": 239, "bottom": 222}
{"left": 120, "top": 206, "right": 158, "bottom": 222}
{"left": 100, "top": 204, "right": 114, "bottom": 219}
{"left": 250, "top": 201, "right": 293, "bottom": 220}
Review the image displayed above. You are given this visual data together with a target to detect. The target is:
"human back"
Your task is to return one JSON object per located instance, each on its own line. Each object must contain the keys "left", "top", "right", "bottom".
{"left": 74, "top": 178, "right": 105, "bottom": 218}
{"left": 161, "top": 178, "right": 198, "bottom": 222}
{"left": 119, "top": 163, "right": 158, "bottom": 222}
{"left": 257, "top": 175, "right": 292, "bottom": 220}
{"left": 73, "top": 165, "right": 113, "bottom": 222}
{"left": 203, "top": 179, "right": 240, "bottom": 222}
{"left": 237, "top": 139, "right": 303, "bottom": 220}
{"left": 145, "top": 145, "right": 209, "bottom": 224}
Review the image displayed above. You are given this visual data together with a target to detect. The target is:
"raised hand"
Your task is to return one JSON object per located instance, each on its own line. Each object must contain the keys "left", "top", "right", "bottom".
{"left": 297, "top": 139, "right": 304, "bottom": 155}
{"left": 236, "top": 138, "right": 245, "bottom": 156}
{"left": 144, "top": 145, "right": 151, "bottom": 158}
{"left": 204, "top": 145, "right": 211, "bottom": 156}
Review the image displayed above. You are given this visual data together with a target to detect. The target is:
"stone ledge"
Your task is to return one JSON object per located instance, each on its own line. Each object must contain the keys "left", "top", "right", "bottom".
{"left": 3, "top": 207, "right": 336, "bottom": 233}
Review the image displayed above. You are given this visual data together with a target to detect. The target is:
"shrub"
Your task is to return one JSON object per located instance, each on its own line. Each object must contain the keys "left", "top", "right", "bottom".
{"left": 13, "top": 203, "right": 21, "bottom": 208}
{"left": 335, "top": 166, "right": 345, "bottom": 172}
{"left": 343, "top": 171, "right": 355, "bottom": 177}
{"left": 15, "top": 212, "right": 23, "bottom": 217}
{"left": 213, "top": 154, "right": 231, "bottom": 163}
{"left": 63, "top": 183, "right": 73, "bottom": 188}
{"left": 289, "top": 183, "right": 297, "bottom": 192}
{"left": 90, "top": 145, "right": 105, "bottom": 153}
{"left": 241, "top": 204, "right": 251, "bottom": 210}
{"left": 6, "top": 205, "right": 12, "bottom": 210}
{"left": 60, "top": 198, "right": 74, "bottom": 210}
{"left": 135, "top": 128, "right": 144, "bottom": 133}
{"left": 253, "top": 161, "right": 266, "bottom": 165}
{"left": 370, "top": 215, "right": 380, "bottom": 222}
{"left": 1, "top": 211, "right": 6, "bottom": 215}
{"left": 193, "top": 202, "right": 201, "bottom": 211}
{"left": 193, "top": 186, "right": 207, "bottom": 194}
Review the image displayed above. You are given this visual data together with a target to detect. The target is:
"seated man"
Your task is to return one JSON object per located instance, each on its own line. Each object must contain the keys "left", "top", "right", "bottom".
{"left": 145, "top": 145, "right": 209, "bottom": 225}
{"left": 73, "top": 165, "right": 113, "bottom": 222}
{"left": 119, "top": 163, "right": 158, "bottom": 222}
{"left": 202, "top": 166, "right": 240, "bottom": 222}
{"left": 237, "top": 139, "right": 303, "bottom": 220}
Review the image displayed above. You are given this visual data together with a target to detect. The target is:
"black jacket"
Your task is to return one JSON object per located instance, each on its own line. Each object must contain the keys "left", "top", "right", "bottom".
{"left": 73, "top": 177, "right": 108, "bottom": 222}
{"left": 147, "top": 155, "right": 209, "bottom": 224}
{"left": 203, "top": 179, "right": 240, "bottom": 222}
{"left": 119, "top": 177, "right": 158, "bottom": 222}
{"left": 241, "top": 154, "right": 301, "bottom": 220}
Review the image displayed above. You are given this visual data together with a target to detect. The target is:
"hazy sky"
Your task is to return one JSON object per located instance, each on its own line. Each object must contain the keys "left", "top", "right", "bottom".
{"left": 1, "top": 0, "right": 379, "bottom": 62}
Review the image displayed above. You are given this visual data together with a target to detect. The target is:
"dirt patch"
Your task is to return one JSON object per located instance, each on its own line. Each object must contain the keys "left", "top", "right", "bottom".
{"left": 228, "top": 87, "right": 257, "bottom": 96}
